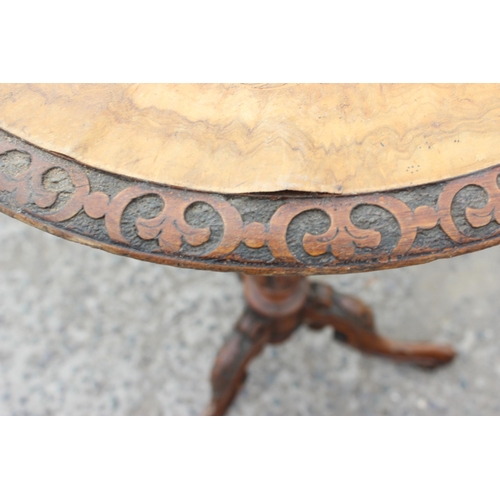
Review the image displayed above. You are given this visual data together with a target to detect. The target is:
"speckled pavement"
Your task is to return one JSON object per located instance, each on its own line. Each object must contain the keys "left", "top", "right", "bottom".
{"left": 0, "top": 213, "right": 499, "bottom": 416}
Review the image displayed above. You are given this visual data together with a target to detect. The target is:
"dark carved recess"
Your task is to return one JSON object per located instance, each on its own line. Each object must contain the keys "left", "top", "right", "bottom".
{"left": 1, "top": 128, "right": 500, "bottom": 275}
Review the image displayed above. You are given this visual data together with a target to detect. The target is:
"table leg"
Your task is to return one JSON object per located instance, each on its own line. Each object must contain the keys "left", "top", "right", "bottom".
{"left": 304, "top": 282, "right": 456, "bottom": 368}
{"left": 204, "top": 308, "right": 272, "bottom": 416}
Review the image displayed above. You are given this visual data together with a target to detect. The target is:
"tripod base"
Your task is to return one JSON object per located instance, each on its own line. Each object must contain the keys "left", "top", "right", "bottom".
{"left": 204, "top": 276, "right": 455, "bottom": 416}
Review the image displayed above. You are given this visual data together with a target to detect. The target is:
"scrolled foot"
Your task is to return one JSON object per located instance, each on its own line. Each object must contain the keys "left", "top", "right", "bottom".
{"left": 304, "top": 282, "right": 456, "bottom": 369}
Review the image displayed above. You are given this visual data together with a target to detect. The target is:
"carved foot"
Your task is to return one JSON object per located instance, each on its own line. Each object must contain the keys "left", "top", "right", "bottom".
{"left": 204, "top": 308, "right": 272, "bottom": 416}
{"left": 304, "top": 283, "right": 456, "bottom": 369}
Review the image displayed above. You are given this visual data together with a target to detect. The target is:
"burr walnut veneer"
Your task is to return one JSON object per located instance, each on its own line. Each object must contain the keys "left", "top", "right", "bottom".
{"left": 1, "top": 84, "right": 499, "bottom": 414}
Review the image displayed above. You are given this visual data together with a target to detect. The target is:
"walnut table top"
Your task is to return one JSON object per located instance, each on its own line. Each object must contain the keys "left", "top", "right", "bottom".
{"left": 0, "top": 84, "right": 499, "bottom": 276}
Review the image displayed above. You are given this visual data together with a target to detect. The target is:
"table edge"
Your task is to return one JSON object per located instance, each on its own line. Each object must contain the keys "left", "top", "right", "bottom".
{"left": 0, "top": 128, "right": 499, "bottom": 275}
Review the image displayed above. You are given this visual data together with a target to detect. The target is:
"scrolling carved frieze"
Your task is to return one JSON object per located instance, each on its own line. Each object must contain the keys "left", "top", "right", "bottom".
{"left": 0, "top": 129, "right": 500, "bottom": 275}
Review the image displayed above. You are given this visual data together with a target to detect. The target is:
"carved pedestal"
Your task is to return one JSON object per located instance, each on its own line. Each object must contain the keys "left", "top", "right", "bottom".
{"left": 204, "top": 275, "right": 456, "bottom": 416}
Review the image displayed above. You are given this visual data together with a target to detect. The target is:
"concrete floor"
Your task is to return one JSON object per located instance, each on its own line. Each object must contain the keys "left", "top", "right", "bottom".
{"left": 0, "top": 213, "right": 499, "bottom": 415}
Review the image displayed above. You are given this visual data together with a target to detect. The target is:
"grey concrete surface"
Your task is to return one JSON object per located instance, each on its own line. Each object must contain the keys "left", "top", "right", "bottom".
{"left": 0, "top": 214, "right": 499, "bottom": 415}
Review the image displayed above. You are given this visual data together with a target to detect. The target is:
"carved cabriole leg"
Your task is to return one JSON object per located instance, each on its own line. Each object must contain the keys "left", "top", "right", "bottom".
{"left": 203, "top": 308, "right": 273, "bottom": 416}
{"left": 204, "top": 276, "right": 307, "bottom": 416}
{"left": 304, "top": 282, "right": 456, "bottom": 368}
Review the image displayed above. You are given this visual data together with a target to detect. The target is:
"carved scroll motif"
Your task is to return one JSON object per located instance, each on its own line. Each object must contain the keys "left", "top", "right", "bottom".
{"left": 1, "top": 134, "right": 500, "bottom": 273}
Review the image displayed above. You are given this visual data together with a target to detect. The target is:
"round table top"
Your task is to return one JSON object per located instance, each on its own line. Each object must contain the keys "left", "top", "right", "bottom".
{"left": 0, "top": 84, "right": 500, "bottom": 276}
{"left": 1, "top": 84, "right": 500, "bottom": 195}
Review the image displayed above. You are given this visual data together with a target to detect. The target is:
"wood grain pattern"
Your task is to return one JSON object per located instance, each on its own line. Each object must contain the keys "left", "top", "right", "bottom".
{"left": 1, "top": 84, "right": 500, "bottom": 194}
